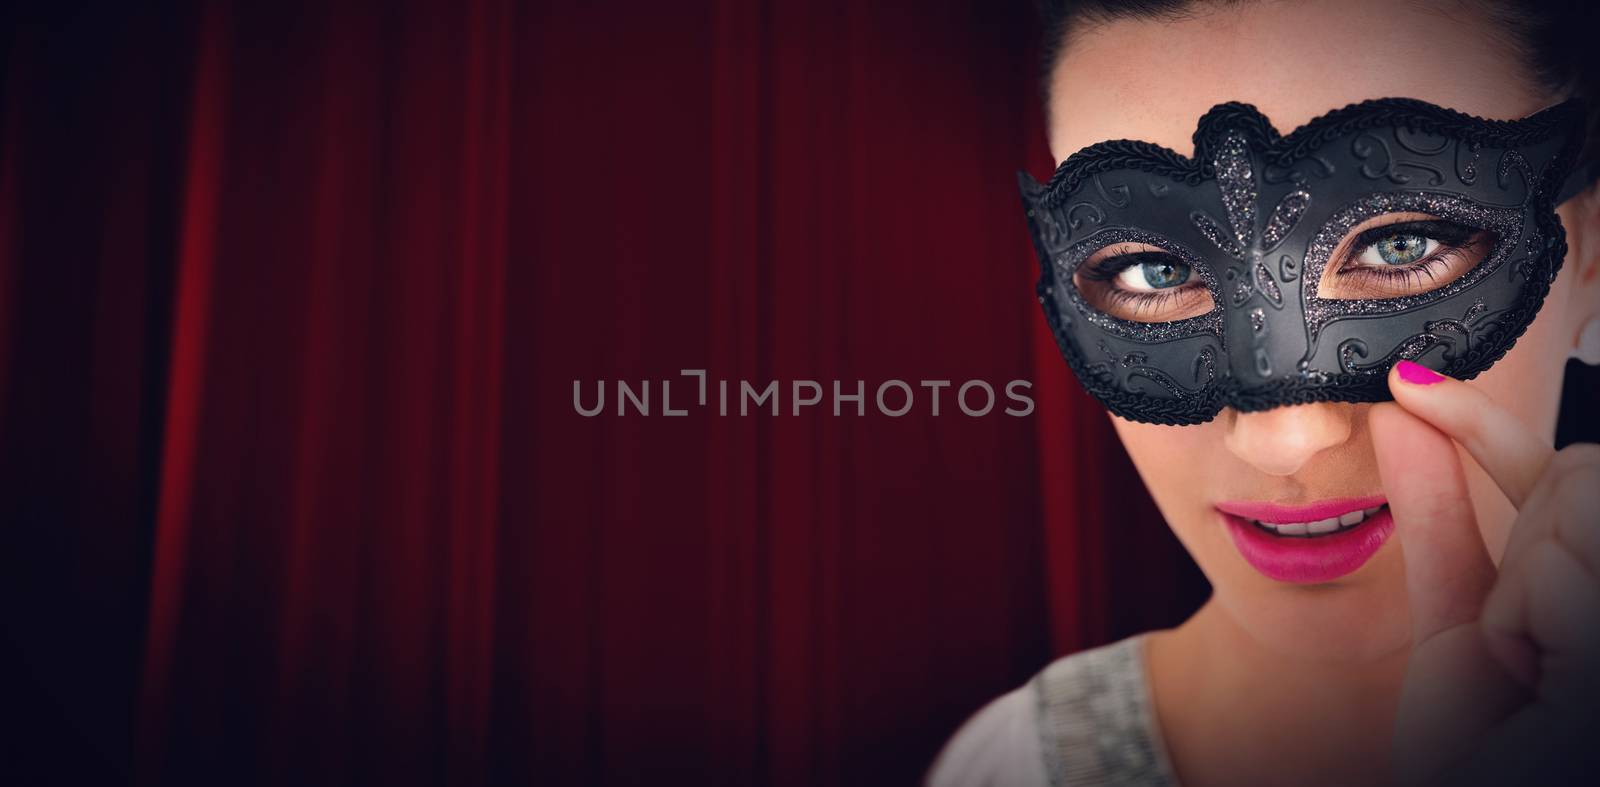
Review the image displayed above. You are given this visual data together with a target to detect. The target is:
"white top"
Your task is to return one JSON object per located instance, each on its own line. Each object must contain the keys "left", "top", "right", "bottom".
{"left": 925, "top": 635, "right": 1180, "bottom": 787}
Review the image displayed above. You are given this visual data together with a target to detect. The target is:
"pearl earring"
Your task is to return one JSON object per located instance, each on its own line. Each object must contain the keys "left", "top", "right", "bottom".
{"left": 1577, "top": 317, "right": 1600, "bottom": 366}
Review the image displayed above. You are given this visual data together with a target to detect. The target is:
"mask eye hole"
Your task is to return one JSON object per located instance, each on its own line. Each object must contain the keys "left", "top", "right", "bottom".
{"left": 1073, "top": 242, "right": 1215, "bottom": 323}
{"left": 1318, "top": 212, "right": 1495, "bottom": 300}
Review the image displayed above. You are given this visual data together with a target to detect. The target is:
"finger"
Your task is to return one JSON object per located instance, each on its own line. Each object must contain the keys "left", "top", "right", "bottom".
{"left": 1477, "top": 555, "right": 1539, "bottom": 689}
{"left": 1388, "top": 360, "right": 1554, "bottom": 509}
{"left": 1500, "top": 444, "right": 1600, "bottom": 581}
{"left": 1481, "top": 538, "right": 1600, "bottom": 712}
{"left": 1371, "top": 402, "right": 1497, "bottom": 643}
{"left": 1548, "top": 444, "right": 1600, "bottom": 580}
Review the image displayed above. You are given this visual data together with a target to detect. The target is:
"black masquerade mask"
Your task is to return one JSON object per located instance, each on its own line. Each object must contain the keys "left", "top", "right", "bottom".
{"left": 1019, "top": 98, "right": 1592, "bottom": 425}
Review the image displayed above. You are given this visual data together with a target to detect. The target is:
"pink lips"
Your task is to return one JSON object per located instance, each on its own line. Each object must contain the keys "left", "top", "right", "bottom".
{"left": 1216, "top": 496, "right": 1394, "bottom": 584}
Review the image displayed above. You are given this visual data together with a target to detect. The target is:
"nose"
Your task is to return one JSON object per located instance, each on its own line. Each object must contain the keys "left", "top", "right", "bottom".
{"left": 1223, "top": 403, "right": 1354, "bottom": 477}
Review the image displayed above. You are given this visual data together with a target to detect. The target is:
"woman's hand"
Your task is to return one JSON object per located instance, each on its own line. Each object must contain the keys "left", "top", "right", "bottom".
{"left": 1371, "top": 360, "right": 1600, "bottom": 785}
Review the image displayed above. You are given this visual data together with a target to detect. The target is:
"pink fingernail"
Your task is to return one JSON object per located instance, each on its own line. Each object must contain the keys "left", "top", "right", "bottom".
{"left": 1396, "top": 360, "right": 1445, "bottom": 385}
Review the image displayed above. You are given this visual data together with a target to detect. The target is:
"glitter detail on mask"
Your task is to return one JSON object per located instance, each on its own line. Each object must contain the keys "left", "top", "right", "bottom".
{"left": 1090, "top": 340, "right": 1217, "bottom": 400}
{"left": 1254, "top": 260, "right": 1283, "bottom": 306}
{"left": 1018, "top": 97, "right": 1584, "bottom": 425}
{"left": 1457, "top": 141, "right": 1481, "bottom": 185}
{"left": 1517, "top": 225, "right": 1551, "bottom": 281}
{"left": 1226, "top": 269, "right": 1252, "bottom": 307}
{"left": 1127, "top": 364, "right": 1208, "bottom": 399}
{"left": 1497, "top": 149, "right": 1534, "bottom": 195}
{"left": 1051, "top": 227, "right": 1225, "bottom": 343}
{"left": 1339, "top": 333, "right": 1441, "bottom": 373}
{"left": 1190, "top": 210, "right": 1243, "bottom": 259}
{"left": 1301, "top": 191, "right": 1523, "bottom": 347}
{"left": 1192, "top": 344, "right": 1218, "bottom": 384}
{"left": 1261, "top": 190, "right": 1311, "bottom": 251}
{"left": 1215, "top": 131, "right": 1257, "bottom": 247}
{"left": 1335, "top": 294, "right": 1502, "bottom": 374}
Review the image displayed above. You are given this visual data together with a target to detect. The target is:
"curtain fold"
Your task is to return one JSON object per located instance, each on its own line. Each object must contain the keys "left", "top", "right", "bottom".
{"left": 0, "top": 2, "right": 1205, "bottom": 784}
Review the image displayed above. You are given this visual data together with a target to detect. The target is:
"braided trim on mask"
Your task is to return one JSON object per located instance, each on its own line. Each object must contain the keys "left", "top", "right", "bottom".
{"left": 1025, "top": 97, "right": 1584, "bottom": 424}
{"left": 1033, "top": 214, "right": 1571, "bottom": 424}
{"left": 1034, "top": 98, "right": 1586, "bottom": 209}
{"left": 1034, "top": 272, "right": 1224, "bottom": 426}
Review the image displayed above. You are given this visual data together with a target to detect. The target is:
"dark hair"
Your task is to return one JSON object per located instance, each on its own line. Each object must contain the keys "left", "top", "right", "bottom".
{"left": 1034, "top": 0, "right": 1599, "bottom": 178}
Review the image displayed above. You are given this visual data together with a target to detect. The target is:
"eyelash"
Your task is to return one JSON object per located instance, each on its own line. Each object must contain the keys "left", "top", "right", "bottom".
{"left": 1085, "top": 220, "right": 1480, "bottom": 281}
{"left": 1079, "top": 249, "right": 1204, "bottom": 315}
{"left": 1094, "top": 286, "right": 1196, "bottom": 318}
{"left": 1078, "top": 249, "right": 1173, "bottom": 282}
{"left": 1337, "top": 251, "right": 1459, "bottom": 288}
{"left": 1333, "top": 220, "right": 1485, "bottom": 289}
{"left": 1076, "top": 219, "right": 1485, "bottom": 320}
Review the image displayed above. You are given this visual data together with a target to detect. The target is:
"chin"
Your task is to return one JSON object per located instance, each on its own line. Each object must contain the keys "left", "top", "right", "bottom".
{"left": 1211, "top": 544, "right": 1412, "bottom": 664}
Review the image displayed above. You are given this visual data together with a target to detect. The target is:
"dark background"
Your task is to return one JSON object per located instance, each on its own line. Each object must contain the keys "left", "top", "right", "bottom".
{"left": 1, "top": 1, "right": 1594, "bottom": 785}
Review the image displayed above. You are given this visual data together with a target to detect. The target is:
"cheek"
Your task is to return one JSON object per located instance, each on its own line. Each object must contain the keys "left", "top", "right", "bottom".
{"left": 1109, "top": 415, "right": 1223, "bottom": 531}
{"left": 1452, "top": 272, "right": 1574, "bottom": 557}
{"left": 1467, "top": 271, "right": 1571, "bottom": 441}
{"left": 1110, "top": 417, "right": 1219, "bottom": 483}
{"left": 1110, "top": 416, "right": 1255, "bottom": 602}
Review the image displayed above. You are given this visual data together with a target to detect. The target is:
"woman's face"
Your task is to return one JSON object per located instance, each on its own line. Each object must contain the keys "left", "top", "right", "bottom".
{"left": 1047, "top": 0, "right": 1593, "bottom": 661}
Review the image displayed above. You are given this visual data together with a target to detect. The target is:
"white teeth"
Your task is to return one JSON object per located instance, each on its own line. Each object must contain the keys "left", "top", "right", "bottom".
{"left": 1306, "top": 516, "right": 1340, "bottom": 534}
{"left": 1251, "top": 504, "right": 1386, "bottom": 537}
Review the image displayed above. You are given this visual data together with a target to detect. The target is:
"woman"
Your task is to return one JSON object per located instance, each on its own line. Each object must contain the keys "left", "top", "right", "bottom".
{"left": 930, "top": 1, "right": 1600, "bottom": 784}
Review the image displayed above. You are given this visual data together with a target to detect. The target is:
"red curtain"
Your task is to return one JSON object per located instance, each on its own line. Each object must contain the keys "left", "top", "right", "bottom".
{"left": 0, "top": 1, "right": 1205, "bottom": 784}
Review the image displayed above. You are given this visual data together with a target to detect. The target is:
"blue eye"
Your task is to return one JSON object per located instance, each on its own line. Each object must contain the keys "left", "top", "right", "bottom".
{"left": 1143, "top": 260, "right": 1190, "bottom": 287}
{"left": 1116, "top": 258, "right": 1191, "bottom": 291}
{"left": 1347, "top": 219, "right": 1476, "bottom": 271}
{"left": 1076, "top": 247, "right": 1215, "bottom": 323}
{"left": 1370, "top": 233, "right": 1432, "bottom": 265}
